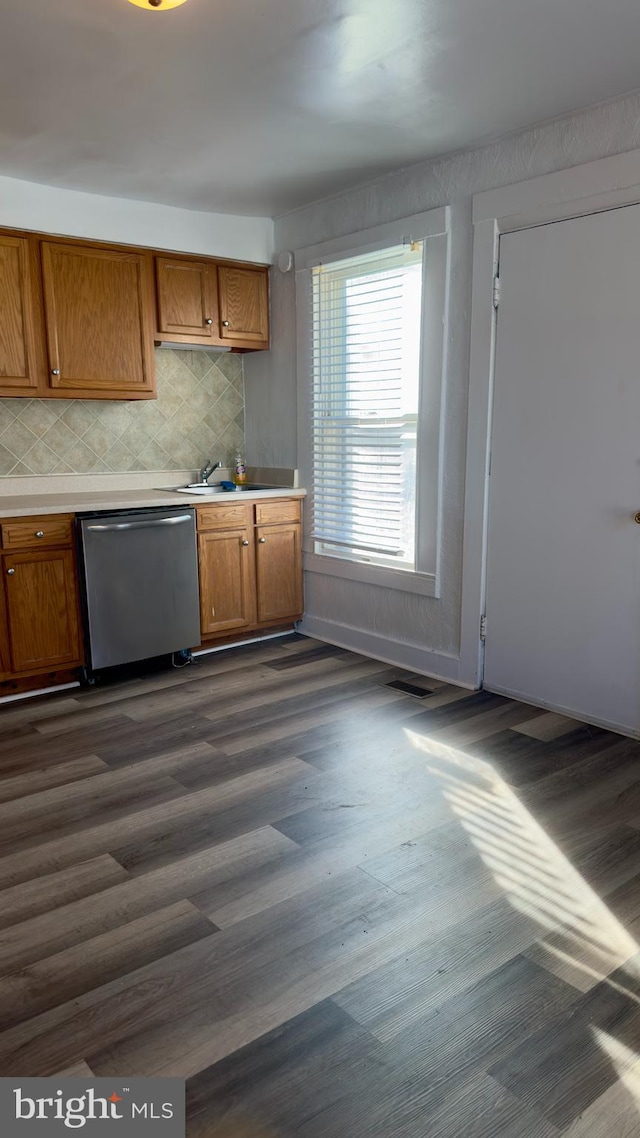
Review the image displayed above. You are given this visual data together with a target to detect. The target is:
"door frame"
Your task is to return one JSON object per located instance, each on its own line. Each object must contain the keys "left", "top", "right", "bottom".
{"left": 460, "top": 147, "right": 640, "bottom": 689}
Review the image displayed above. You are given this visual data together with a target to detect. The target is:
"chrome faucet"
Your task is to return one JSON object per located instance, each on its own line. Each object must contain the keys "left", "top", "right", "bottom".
{"left": 199, "top": 459, "right": 222, "bottom": 484}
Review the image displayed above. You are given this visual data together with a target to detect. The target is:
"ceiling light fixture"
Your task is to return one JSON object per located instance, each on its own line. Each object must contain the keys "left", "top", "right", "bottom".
{"left": 126, "top": 0, "right": 189, "bottom": 10}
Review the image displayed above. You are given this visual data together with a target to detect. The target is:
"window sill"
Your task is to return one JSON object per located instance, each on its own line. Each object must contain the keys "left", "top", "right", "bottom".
{"left": 304, "top": 551, "right": 439, "bottom": 597}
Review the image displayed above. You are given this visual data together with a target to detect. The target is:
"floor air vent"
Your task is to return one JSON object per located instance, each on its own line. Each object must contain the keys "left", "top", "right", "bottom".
{"left": 386, "top": 679, "right": 436, "bottom": 698}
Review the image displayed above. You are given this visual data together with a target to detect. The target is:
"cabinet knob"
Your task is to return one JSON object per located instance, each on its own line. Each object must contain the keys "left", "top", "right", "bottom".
{"left": 222, "top": 320, "right": 230, "bottom": 328}
{"left": 242, "top": 540, "right": 250, "bottom": 546}
{"left": 51, "top": 369, "right": 60, "bottom": 376}
{"left": 35, "top": 531, "right": 45, "bottom": 538}
{"left": 205, "top": 318, "right": 213, "bottom": 325}
{"left": 259, "top": 537, "right": 266, "bottom": 543}
{"left": 6, "top": 568, "right": 15, "bottom": 576}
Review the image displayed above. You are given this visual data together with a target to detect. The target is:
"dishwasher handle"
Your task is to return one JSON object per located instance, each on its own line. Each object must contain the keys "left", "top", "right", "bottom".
{"left": 84, "top": 514, "right": 193, "bottom": 533}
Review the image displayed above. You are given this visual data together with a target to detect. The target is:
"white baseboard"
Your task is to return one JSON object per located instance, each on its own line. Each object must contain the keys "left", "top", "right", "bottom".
{"left": 193, "top": 630, "right": 296, "bottom": 656}
{"left": 484, "top": 682, "right": 640, "bottom": 740}
{"left": 298, "top": 615, "right": 473, "bottom": 688}
{"left": 0, "top": 681, "right": 79, "bottom": 706}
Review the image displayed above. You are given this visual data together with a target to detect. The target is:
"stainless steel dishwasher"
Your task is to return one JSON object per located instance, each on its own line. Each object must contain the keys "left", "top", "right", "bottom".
{"left": 77, "top": 507, "right": 200, "bottom": 672}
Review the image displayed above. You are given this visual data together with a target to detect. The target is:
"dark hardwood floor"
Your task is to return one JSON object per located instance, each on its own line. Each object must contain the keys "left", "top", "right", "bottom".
{"left": 1, "top": 633, "right": 640, "bottom": 1135}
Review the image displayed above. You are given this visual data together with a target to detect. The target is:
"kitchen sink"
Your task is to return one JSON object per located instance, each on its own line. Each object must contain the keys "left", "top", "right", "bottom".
{"left": 171, "top": 485, "right": 226, "bottom": 495}
{"left": 168, "top": 483, "right": 277, "bottom": 495}
{"left": 235, "top": 484, "right": 277, "bottom": 492}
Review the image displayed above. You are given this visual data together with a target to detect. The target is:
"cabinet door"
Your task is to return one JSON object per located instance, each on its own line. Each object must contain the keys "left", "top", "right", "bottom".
{"left": 4, "top": 548, "right": 82, "bottom": 672}
{"left": 218, "top": 265, "right": 269, "bottom": 346}
{"left": 156, "top": 256, "right": 220, "bottom": 343}
{"left": 198, "top": 528, "right": 255, "bottom": 635}
{"left": 0, "top": 570, "right": 11, "bottom": 679}
{"left": 255, "top": 523, "right": 303, "bottom": 624}
{"left": 41, "top": 241, "right": 155, "bottom": 396}
{"left": 0, "top": 235, "right": 39, "bottom": 391}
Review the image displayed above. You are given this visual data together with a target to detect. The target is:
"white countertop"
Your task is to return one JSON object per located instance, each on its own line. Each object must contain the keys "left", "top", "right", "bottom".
{"left": 0, "top": 486, "right": 305, "bottom": 519}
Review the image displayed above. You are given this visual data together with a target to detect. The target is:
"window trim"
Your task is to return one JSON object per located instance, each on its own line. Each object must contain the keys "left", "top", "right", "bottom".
{"left": 295, "top": 206, "right": 449, "bottom": 599}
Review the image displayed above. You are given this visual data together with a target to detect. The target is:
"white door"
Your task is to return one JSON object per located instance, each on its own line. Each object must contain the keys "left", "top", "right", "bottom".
{"left": 484, "top": 204, "right": 640, "bottom": 736}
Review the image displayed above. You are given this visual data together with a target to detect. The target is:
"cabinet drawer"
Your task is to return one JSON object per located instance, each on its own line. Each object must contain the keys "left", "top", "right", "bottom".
{"left": 197, "top": 503, "right": 252, "bottom": 531}
{"left": 1, "top": 516, "right": 74, "bottom": 550}
{"left": 254, "top": 499, "right": 301, "bottom": 526}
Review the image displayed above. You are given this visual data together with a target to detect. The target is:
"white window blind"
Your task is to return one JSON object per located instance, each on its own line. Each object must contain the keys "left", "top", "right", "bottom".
{"left": 311, "top": 241, "right": 424, "bottom": 569}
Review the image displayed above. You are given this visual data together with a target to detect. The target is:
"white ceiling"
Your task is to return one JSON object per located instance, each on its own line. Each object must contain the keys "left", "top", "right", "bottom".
{"left": 3, "top": 0, "right": 640, "bottom": 217}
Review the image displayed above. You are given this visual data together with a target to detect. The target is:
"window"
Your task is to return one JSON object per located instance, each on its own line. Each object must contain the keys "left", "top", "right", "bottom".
{"left": 312, "top": 242, "right": 423, "bottom": 570}
{"left": 297, "top": 207, "right": 449, "bottom": 597}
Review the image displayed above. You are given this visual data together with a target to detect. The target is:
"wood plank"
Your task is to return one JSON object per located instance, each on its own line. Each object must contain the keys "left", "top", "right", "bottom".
{"left": 0, "top": 754, "right": 109, "bottom": 804}
{"left": 185, "top": 999, "right": 387, "bottom": 1136}
{"left": 514, "top": 711, "right": 584, "bottom": 741}
{"left": 205, "top": 810, "right": 471, "bottom": 929}
{"left": 206, "top": 688, "right": 411, "bottom": 756}
{"left": 386, "top": 954, "right": 577, "bottom": 1091}
{"left": 0, "top": 854, "right": 129, "bottom": 931}
{"left": 0, "top": 757, "right": 311, "bottom": 890}
{"left": 489, "top": 955, "right": 640, "bottom": 1129}
{"left": 110, "top": 765, "right": 325, "bottom": 875}
{"left": 0, "top": 775, "right": 185, "bottom": 856}
{"left": 51, "top": 1060, "right": 95, "bottom": 1078}
{"left": 333, "top": 895, "right": 541, "bottom": 1043}
{"left": 563, "top": 1048, "right": 640, "bottom": 1136}
{"left": 0, "top": 870, "right": 401, "bottom": 1074}
{"left": 0, "top": 827, "right": 296, "bottom": 973}
{"left": 0, "top": 765, "right": 200, "bottom": 849}
{"left": 89, "top": 871, "right": 509, "bottom": 1080}
{"left": 125, "top": 658, "right": 393, "bottom": 727}
{"left": 0, "top": 900, "right": 217, "bottom": 1028}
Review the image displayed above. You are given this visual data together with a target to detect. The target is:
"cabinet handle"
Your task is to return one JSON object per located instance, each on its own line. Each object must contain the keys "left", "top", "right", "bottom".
{"left": 35, "top": 531, "right": 45, "bottom": 538}
{"left": 242, "top": 540, "right": 249, "bottom": 546}
{"left": 259, "top": 537, "right": 266, "bottom": 543}
{"left": 6, "top": 568, "right": 15, "bottom": 576}
{"left": 222, "top": 320, "right": 230, "bottom": 327}
{"left": 51, "top": 369, "right": 60, "bottom": 376}
{"left": 205, "top": 318, "right": 213, "bottom": 325}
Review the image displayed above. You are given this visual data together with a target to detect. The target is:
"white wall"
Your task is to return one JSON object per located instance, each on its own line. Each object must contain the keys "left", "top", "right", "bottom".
{"left": 0, "top": 174, "right": 274, "bottom": 264}
{"left": 244, "top": 90, "right": 640, "bottom": 678}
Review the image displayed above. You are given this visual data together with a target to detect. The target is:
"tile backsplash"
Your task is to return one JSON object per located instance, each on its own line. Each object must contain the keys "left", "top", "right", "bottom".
{"left": 0, "top": 348, "right": 244, "bottom": 476}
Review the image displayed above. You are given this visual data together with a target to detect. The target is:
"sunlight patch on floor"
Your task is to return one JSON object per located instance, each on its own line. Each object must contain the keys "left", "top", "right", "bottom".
{"left": 404, "top": 729, "right": 639, "bottom": 992}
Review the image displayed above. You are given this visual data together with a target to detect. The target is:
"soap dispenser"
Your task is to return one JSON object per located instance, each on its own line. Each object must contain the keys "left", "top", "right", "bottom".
{"left": 234, "top": 451, "right": 247, "bottom": 485}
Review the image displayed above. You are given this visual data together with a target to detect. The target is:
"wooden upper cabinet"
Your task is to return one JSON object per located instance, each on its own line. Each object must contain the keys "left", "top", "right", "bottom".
{"left": 0, "top": 223, "right": 270, "bottom": 401}
{"left": 218, "top": 265, "right": 269, "bottom": 347}
{"left": 41, "top": 241, "right": 156, "bottom": 397}
{"left": 0, "top": 234, "right": 39, "bottom": 392}
{"left": 155, "top": 256, "right": 219, "bottom": 344}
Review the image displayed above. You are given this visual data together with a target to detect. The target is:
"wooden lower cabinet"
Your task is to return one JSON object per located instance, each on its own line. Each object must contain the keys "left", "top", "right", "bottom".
{"left": 256, "top": 523, "right": 303, "bottom": 624}
{"left": 197, "top": 498, "right": 303, "bottom": 643}
{"left": 0, "top": 499, "right": 302, "bottom": 689}
{"left": 0, "top": 516, "right": 83, "bottom": 679}
{"left": 198, "top": 527, "right": 255, "bottom": 635}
